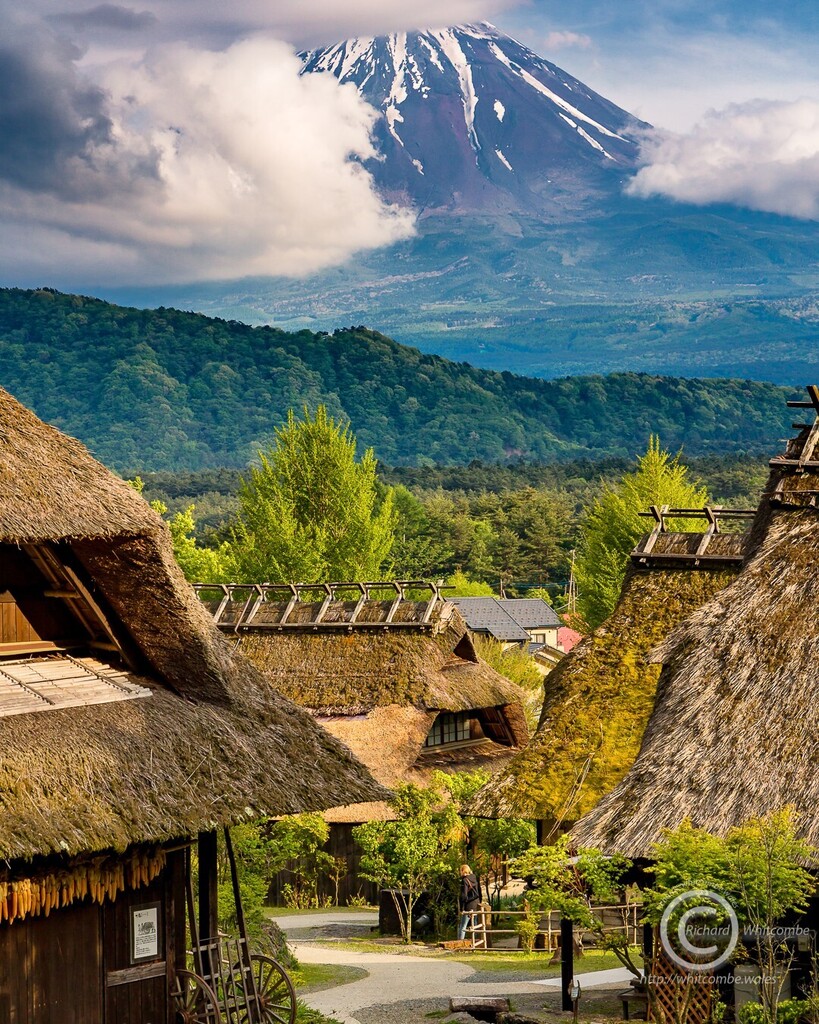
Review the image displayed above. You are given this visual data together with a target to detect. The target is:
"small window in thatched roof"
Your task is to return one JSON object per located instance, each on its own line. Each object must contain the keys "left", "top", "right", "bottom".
{"left": 425, "top": 711, "right": 473, "bottom": 747}
{"left": 0, "top": 655, "right": 150, "bottom": 718}
{"left": 424, "top": 707, "right": 516, "bottom": 749}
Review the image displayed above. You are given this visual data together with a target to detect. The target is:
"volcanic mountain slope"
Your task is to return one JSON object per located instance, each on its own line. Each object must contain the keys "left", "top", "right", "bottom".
{"left": 104, "top": 26, "right": 819, "bottom": 380}
{"left": 300, "top": 23, "right": 647, "bottom": 217}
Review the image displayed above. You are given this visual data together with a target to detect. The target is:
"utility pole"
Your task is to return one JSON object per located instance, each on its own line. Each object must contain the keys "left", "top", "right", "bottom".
{"left": 566, "top": 549, "right": 577, "bottom": 615}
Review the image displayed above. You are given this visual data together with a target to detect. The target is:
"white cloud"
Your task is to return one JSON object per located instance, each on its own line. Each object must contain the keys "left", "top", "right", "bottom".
{"left": 32, "top": 0, "right": 517, "bottom": 48}
{"left": 543, "top": 30, "right": 591, "bottom": 50}
{"left": 0, "top": 34, "right": 415, "bottom": 284}
{"left": 627, "top": 98, "right": 819, "bottom": 219}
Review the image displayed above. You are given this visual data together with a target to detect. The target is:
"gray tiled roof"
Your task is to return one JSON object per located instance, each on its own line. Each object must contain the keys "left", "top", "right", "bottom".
{"left": 495, "top": 599, "right": 561, "bottom": 629}
{"left": 449, "top": 598, "right": 530, "bottom": 641}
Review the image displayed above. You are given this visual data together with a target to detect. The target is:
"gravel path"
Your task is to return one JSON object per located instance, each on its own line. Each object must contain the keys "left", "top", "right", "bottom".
{"left": 269, "top": 911, "right": 562, "bottom": 1024}
{"left": 270, "top": 910, "right": 628, "bottom": 1024}
{"left": 292, "top": 942, "right": 554, "bottom": 1024}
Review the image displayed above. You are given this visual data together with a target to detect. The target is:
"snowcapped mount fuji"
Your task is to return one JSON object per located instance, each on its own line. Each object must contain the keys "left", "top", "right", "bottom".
{"left": 300, "top": 23, "right": 647, "bottom": 216}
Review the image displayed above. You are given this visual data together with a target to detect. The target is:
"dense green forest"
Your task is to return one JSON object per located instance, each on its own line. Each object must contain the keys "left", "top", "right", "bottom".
{"left": 141, "top": 451, "right": 770, "bottom": 597}
{"left": 0, "top": 287, "right": 798, "bottom": 473}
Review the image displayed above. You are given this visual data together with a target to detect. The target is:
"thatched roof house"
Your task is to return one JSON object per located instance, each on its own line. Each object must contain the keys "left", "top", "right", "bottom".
{"left": 469, "top": 510, "right": 751, "bottom": 831}
{"left": 573, "top": 392, "right": 819, "bottom": 855}
{"left": 0, "top": 388, "right": 385, "bottom": 1019}
{"left": 196, "top": 582, "right": 530, "bottom": 823}
{"left": 0, "top": 389, "right": 383, "bottom": 861}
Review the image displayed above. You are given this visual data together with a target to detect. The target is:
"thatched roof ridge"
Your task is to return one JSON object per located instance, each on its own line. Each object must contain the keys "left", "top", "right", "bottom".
{"left": 0, "top": 388, "right": 158, "bottom": 541}
{"left": 573, "top": 416, "right": 819, "bottom": 855}
{"left": 632, "top": 531, "right": 746, "bottom": 561}
{"left": 233, "top": 605, "right": 527, "bottom": 725}
{"left": 468, "top": 537, "right": 741, "bottom": 822}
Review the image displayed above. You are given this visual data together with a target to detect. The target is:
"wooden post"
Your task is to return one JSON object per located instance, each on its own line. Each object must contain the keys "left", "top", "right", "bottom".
{"left": 198, "top": 830, "right": 219, "bottom": 943}
{"left": 643, "top": 921, "right": 654, "bottom": 971}
{"left": 561, "top": 917, "right": 574, "bottom": 1011}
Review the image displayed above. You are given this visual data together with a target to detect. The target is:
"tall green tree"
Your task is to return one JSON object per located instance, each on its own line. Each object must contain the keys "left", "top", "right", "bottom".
{"left": 576, "top": 437, "right": 708, "bottom": 627}
{"left": 229, "top": 406, "right": 396, "bottom": 582}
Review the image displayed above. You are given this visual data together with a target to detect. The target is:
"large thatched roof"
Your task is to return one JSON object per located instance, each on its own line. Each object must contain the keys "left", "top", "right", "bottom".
{"left": 468, "top": 530, "right": 745, "bottom": 824}
{"left": 573, "top": 402, "right": 819, "bottom": 856}
{"left": 223, "top": 600, "right": 530, "bottom": 823}
{"left": 233, "top": 604, "right": 528, "bottom": 719}
{"left": 0, "top": 388, "right": 386, "bottom": 861}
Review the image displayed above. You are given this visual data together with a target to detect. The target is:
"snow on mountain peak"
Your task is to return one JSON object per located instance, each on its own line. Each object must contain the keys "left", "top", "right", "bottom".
{"left": 300, "top": 23, "right": 646, "bottom": 215}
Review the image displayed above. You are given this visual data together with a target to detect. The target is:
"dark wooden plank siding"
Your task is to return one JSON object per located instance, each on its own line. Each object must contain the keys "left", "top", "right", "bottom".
{"left": 0, "top": 900, "right": 104, "bottom": 1024}
{"left": 0, "top": 852, "right": 186, "bottom": 1024}
{"left": 0, "top": 591, "right": 38, "bottom": 644}
{"left": 104, "top": 869, "right": 171, "bottom": 1024}
{"left": 268, "top": 823, "right": 378, "bottom": 907}
{"left": 0, "top": 911, "right": 31, "bottom": 1024}
{"left": 0, "top": 546, "right": 85, "bottom": 646}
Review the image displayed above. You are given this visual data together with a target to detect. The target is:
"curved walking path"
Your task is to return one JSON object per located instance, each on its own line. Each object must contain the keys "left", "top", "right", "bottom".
{"left": 272, "top": 910, "right": 630, "bottom": 1024}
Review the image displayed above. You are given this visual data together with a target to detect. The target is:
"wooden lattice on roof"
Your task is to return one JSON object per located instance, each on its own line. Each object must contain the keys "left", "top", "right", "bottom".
{"left": 194, "top": 581, "right": 446, "bottom": 633}
{"left": 768, "top": 385, "right": 819, "bottom": 506}
{"left": 0, "top": 655, "right": 150, "bottom": 719}
{"left": 631, "top": 506, "right": 755, "bottom": 567}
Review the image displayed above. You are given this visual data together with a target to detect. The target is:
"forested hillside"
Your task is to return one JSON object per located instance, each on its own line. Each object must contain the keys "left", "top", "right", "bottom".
{"left": 0, "top": 287, "right": 796, "bottom": 473}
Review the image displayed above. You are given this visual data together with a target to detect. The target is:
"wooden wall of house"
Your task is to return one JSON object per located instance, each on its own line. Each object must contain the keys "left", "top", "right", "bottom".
{"left": 268, "top": 824, "right": 378, "bottom": 907}
{"left": 0, "top": 898, "right": 103, "bottom": 1024}
{"left": 0, "top": 591, "right": 39, "bottom": 645}
{"left": 0, "top": 849, "right": 186, "bottom": 1024}
{"left": 0, "top": 546, "right": 83, "bottom": 649}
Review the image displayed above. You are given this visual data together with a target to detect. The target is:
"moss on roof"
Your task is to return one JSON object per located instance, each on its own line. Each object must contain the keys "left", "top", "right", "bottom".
{"left": 573, "top": 421, "right": 819, "bottom": 854}
{"left": 469, "top": 546, "right": 740, "bottom": 822}
{"left": 234, "top": 607, "right": 528, "bottom": 727}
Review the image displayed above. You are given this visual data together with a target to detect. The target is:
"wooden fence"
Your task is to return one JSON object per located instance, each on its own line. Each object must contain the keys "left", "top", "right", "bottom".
{"left": 463, "top": 900, "right": 642, "bottom": 951}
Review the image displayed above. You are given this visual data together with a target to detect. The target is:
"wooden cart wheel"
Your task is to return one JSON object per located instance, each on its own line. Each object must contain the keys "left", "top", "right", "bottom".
{"left": 233, "top": 954, "right": 297, "bottom": 1024}
{"left": 171, "top": 969, "right": 221, "bottom": 1024}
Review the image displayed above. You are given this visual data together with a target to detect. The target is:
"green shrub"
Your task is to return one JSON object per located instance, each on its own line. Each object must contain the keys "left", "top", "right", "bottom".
{"left": 738, "top": 999, "right": 810, "bottom": 1024}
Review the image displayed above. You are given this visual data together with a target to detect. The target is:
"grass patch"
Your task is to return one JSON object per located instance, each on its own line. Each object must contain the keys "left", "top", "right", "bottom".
{"left": 312, "top": 937, "right": 412, "bottom": 955}
{"left": 265, "top": 906, "right": 376, "bottom": 918}
{"left": 292, "top": 962, "right": 368, "bottom": 994}
{"left": 296, "top": 1003, "right": 344, "bottom": 1024}
{"left": 448, "top": 949, "right": 627, "bottom": 975}
{"left": 309, "top": 936, "right": 631, "bottom": 976}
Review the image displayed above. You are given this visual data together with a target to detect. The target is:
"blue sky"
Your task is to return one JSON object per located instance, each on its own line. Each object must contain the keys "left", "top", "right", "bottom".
{"left": 499, "top": 0, "right": 818, "bottom": 129}
{"left": 0, "top": 0, "right": 816, "bottom": 285}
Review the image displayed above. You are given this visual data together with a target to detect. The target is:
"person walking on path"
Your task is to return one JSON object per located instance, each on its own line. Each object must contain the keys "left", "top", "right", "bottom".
{"left": 457, "top": 863, "right": 481, "bottom": 942}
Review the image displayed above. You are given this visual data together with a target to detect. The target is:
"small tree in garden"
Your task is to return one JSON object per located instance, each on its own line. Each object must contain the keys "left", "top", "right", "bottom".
{"left": 644, "top": 810, "right": 817, "bottom": 1024}
{"left": 471, "top": 816, "right": 537, "bottom": 906}
{"left": 327, "top": 856, "right": 348, "bottom": 908}
{"left": 512, "top": 836, "right": 641, "bottom": 975}
{"left": 353, "top": 783, "right": 461, "bottom": 943}
{"left": 434, "top": 770, "right": 536, "bottom": 905}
